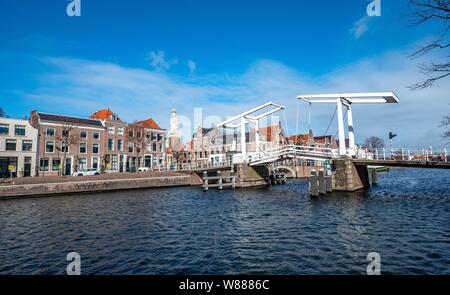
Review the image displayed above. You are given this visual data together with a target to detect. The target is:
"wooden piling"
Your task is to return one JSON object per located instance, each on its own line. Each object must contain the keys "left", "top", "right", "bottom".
{"left": 309, "top": 170, "right": 319, "bottom": 197}
{"left": 325, "top": 175, "right": 332, "bottom": 193}
{"left": 217, "top": 171, "right": 223, "bottom": 190}
{"left": 203, "top": 171, "right": 208, "bottom": 191}
{"left": 371, "top": 170, "right": 378, "bottom": 186}
{"left": 318, "top": 170, "right": 326, "bottom": 195}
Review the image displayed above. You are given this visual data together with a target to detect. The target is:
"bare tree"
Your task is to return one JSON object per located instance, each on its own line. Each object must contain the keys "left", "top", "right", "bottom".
{"left": 363, "top": 136, "right": 385, "bottom": 150}
{"left": 55, "top": 123, "right": 80, "bottom": 176}
{"left": 407, "top": 0, "right": 450, "bottom": 90}
{"left": 440, "top": 115, "right": 450, "bottom": 138}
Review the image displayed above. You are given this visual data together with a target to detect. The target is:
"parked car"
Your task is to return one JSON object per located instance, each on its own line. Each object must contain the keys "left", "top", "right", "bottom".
{"left": 137, "top": 167, "right": 150, "bottom": 172}
{"left": 72, "top": 168, "right": 100, "bottom": 177}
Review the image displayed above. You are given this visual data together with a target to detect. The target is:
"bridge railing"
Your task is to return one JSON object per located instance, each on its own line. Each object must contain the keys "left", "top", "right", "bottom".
{"left": 242, "top": 145, "right": 337, "bottom": 165}
{"left": 356, "top": 147, "right": 449, "bottom": 162}
{"left": 171, "top": 161, "right": 233, "bottom": 171}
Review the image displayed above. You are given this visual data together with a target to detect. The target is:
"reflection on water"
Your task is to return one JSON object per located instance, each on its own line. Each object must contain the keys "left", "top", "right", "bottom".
{"left": 0, "top": 168, "right": 449, "bottom": 274}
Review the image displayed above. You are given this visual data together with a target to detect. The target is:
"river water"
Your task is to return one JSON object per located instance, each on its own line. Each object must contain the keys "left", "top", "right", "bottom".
{"left": 0, "top": 168, "right": 449, "bottom": 275}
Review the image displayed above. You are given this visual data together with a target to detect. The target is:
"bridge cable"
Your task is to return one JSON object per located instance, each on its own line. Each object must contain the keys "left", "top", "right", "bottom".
{"left": 308, "top": 102, "right": 312, "bottom": 131}
{"left": 295, "top": 99, "right": 300, "bottom": 138}
{"left": 323, "top": 106, "right": 337, "bottom": 136}
{"left": 333, "top": 108, "right": 348, "bottom": 138}
{"left": 282, "top": 109, "right": 289, "bottom": 141}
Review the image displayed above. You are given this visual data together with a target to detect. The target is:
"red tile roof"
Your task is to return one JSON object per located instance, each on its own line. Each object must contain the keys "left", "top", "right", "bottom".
{"left": 89, "top": 109, "right": 114, "bottom": 120}
{"left": 135, "top": 118, "right": 162, "bottom": 130}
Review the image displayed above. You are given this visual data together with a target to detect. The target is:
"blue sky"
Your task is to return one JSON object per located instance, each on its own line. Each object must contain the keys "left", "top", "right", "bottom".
{"left": 0, "top": 0, "right": 448, "bottom": 147}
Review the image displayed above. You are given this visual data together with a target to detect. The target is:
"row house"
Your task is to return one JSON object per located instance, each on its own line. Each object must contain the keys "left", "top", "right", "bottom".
{"left": 134, "top": 118, "right": 166, "bottom": 170}
{"left": 0, "top": 117, "right": 38, "bottom": 178}
{"left": 30, "top": 111, "right": 105, "bottom": 177}
{"left": 89, "top": 110, "right": 166, "bottom": 172}
{"left": 90, "top": 109, "right": 128, "bottom": 172}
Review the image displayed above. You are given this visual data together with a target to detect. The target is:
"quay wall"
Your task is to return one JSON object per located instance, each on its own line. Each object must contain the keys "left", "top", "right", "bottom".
{"left": 0, "top": 174, "right": 198, "bottom": 199}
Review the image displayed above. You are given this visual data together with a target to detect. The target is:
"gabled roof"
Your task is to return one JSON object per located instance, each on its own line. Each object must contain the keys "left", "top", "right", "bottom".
{"left": 90, "top": 109, "right": 113, "bottom": 120}
{"left": 135, "top": 118, "right": 163, "bottom": 130}
{"left": 37, "top": 112, "right": 103, "bottom": 127}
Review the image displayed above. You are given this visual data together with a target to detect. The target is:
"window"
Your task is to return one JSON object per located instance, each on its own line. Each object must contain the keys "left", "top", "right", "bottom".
{"left": 92, "top": 143, "right": 99, "bottom": 154}
{"left": 157, "top": 134, "right": 163, "bottom": 141}
{"left": 128, "top": 143, "right": 133, "bottom": 153}
{"left": 128, "top": 130, "right": 134, "bottom": 137}
{"left": 6, "top": 139, "right": 17, "bottom": 151}
{"left": 152, "top": 143, "right": 157, "bottom": 152}
{"left": 79, "top": 143, "right": 87, "bottom": 154}
{"left": 108, "top": 126, "right": 114, "bottom": 134}
{"left": 93, "top": 132, "right": 100, "bottom": 140}
{"left": 108, "top": 138, "right": 114, "bottom": 151}
{"left": 159, "top": 143, "right": 163, "bottom": 152}
{"left": 40, "top": 158, "right": 49, "bottom": 171}
{"left": 15, "top": 125, "right": 26, "bottom": 136}
{"left": 151, "top": 133, "right": 157, "bottom": 141}
{"left": 92, "top": 158, "right": 99, "bottom": 170}
{"left": 118, "top": 127, "right": 124, "bottom": 135}
{"left": 117, "top": 139, "right": 123, "bottom": 151}
{"left": 78, "top": 158, "right": 87, "bottom": 171}
{"left": 137, "top": 131, "right": 141, "bottom": 138}
{"left": 52, "top": 158, "right": 61, "bottom": 172}
{"left": 46, "top": 141, "right": 55, "bottom": 153}
{"left": 0, "top": 123, "right": 9, "bottom": 135}
{"left": 22, "top": 140, "right": 33, "bottom": 151}
{"left": 136, "top": 146, "right": 141, "bottom": 153}
{"left": 146, "top": 133, "right": 151, "bottom": 139}
{"left": 112, "top": 155, "right": 118, "bottom": 170}
{"left": 61, "top": 142, "right": 69, "bottom": 153}
{"left": 62, "top": 130, "right": 70, "bottom": 138}
{"left": 46, "top": 128, "right": 55, "bottom": 137}
{"left": 80, "top": 131, "right": 87, "bottom": 138}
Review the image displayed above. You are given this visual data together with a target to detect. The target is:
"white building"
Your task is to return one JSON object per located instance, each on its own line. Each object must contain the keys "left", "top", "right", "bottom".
{"left": 0, "top": 117, "right": 38, "bottom": 178}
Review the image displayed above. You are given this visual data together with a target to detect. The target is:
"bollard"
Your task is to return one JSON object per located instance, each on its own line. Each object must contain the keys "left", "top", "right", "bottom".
{"left": 309, "top": 170, "right": 319, "bottom": 197}
{"left": 318, "top": 170, "right": 326, "bottom": 195}
{"left": 203, "top": 171, "right": 208, "bottom": 191}
{"left": 371, "top": 170, "right": 378, "bottom": 186}
{"left": 217, "top": 171, "right": 223, "bottom": 190}
{"left": 325, "top": 176, "right": 332, "bottom": 193}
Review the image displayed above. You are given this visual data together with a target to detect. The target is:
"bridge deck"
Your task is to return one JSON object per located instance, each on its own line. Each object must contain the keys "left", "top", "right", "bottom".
{"left": 353, "top": 159, "right": 450, "bottom": 169}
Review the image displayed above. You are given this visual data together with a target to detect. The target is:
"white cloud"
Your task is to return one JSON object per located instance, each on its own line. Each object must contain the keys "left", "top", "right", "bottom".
{"left": 187, "top": 60, "right": 196, "bottom": 76}
{"left": 147, "top": 50, "right": 178, "bottom": 70}
{"left": 28, "top": 49, "right": 450, "bottom": 147}
{"left": 350, "top": 16, "right": 370, "bottom": 39}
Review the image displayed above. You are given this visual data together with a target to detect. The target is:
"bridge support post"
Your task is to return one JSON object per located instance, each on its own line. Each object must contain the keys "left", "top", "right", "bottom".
{"left": 332, "top": 159, "right": 369, "bottom": 191}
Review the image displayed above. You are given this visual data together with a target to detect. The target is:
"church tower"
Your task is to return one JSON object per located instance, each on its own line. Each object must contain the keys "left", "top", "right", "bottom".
{"left": 169, "top": 108, "right": 181, "bottom": 152}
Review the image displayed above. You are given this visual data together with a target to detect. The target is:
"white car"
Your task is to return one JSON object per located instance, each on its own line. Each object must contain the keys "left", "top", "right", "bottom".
{"left": 137, "top": 167, "right": 150, "bottom": 172}
{"left": 73, "top": 168, "right": 100, "bottom": 177}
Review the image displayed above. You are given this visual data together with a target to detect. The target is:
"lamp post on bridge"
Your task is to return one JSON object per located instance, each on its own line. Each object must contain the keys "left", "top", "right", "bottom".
{"left": 389, "top": 131, "right": 397, "bottom": 159}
